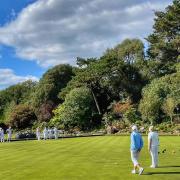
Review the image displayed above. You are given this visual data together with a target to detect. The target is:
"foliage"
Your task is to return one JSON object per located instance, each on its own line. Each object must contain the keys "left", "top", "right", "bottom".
{"left": 146, "top": 0, "right": 180, "bottom": 64}
{"left": 102, "top": 112, "right": 114, "bottom": 126}
{"left": 162, "top": 97, "right": 178, "bottom": 124}
{"left": 139, "top": 72, "right": 180, "bottom": 124}
{"left": 7, "top": 104, "right": 37, "bottom": 129}
{"left": 60, "top": 39, "right": 146, "bottom": 117}
{"left": 2, "top": 101, "right": 17, "bottom": 124}
{"left": 124, "top": 108, "right": 140, "bottom": 124}
{"left": 36, "top": 101, "right": 55, "bottom": 122}
{"left": 30, "top": 64, "right": 74, "bottom": 121}
{"left": 112, "top": 100, "right": 132, "bottom": 115}
{"left": 105, "top": 38, "right": 144, "bottom": 64}
{"left": 0, "top": 1, "right": 179, "bottom": 131}
{"left": 50, "top": 87, "right": 94, "bottom": 130}
{"left": 0, "top": 80, "right": 36, "bottom": 109}
{"left": 0, "top": 80, "right": 37, "bottom": 124}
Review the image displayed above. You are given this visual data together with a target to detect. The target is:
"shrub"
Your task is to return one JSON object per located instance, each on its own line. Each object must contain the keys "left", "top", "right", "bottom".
{"left": 15, "top": 130, "right": 36, "bottom": 139}
{"left": 7, "top": 104, "right": 37, "bottom": 129}
{"left": 50, "top": 87, "right": 94, "bottom": 130}
{"left": 124, "top": 108, "right": 140, "bottom": 123}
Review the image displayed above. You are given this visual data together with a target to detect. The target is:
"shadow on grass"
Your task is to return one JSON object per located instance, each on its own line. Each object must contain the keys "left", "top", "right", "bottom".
{"left": 143, "top": 172, "right": 180, "bottom": 175}
{"left": 158, "top": 165, "right": 180, "bottom": 168}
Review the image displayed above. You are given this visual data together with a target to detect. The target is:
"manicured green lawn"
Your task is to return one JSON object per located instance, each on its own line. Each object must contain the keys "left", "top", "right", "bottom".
{"left": 0, "top": 136, "right": 179, "bottom": 180}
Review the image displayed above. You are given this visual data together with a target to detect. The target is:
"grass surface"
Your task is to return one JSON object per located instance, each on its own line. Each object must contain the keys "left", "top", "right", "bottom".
{"left": 0, "top": 136, "right": 179, "bottom": 180}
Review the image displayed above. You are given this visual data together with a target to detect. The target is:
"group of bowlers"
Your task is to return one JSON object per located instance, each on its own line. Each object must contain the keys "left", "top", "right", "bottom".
{"left": 36, "top": 127, "right": 60, "bottom": 140}
{"left": 0, "top": 126, "right": 12, "bottom": 142}
{"left": 130, "top": 125, "right": 159, "bottom": 175}
{"left": 0, "top": 126, "right": 59, "bottom": 142}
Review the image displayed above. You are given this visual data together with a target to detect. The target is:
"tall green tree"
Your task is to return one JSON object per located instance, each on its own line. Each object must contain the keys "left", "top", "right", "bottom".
{"left": 61, "top": 39, "right": 146, "bottom": 115}
{"left": 51, "top": 87, "right": 94, "bottom": 130}
{"left": 162, "top": 97, "right": 177, "bottom": 124}
{"left": 30, "top": 64, "right": 74, "bottom": 122}
{"left": 7, "top": 104, "right": 37, "bottom": 129}
{"left": 147, "top": 0, "right": 180, "bottom": 64}
{"left": 105, "top": 38, "right": 144, "bottom": 64}
{"left": 139, "top": 72, "right": 180, "bottom": 124}
{"left": 0, "top": 80, "right": 37, "bottom": 124}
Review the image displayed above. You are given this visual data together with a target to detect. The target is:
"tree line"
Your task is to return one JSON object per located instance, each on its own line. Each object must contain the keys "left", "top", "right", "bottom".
{"left": 0, "top": 0, "right": 179, "bottom": 131}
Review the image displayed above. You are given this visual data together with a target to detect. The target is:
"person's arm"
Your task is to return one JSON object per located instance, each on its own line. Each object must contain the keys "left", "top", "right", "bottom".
{"left": 139, "top": 135, "right": 144, "bottom": 151}
{"left": 131, "top": 133, "right": 138, "bottom": 151}
{"left": 157, "top": 133, "right": 160, "bottom": 146}
{"left": 148, "top": 134, "right": 152, "bottom": 152}
{"left": 131, "top": 133, "right": 135, "bottom": 150}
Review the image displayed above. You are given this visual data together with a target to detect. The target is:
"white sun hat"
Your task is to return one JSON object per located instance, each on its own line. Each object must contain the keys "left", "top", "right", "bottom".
{"left": 149, "top": 126, "right": 154, "bottom": 131}
{"left": 132, "top": 125, "right": 138, "bottom": 131}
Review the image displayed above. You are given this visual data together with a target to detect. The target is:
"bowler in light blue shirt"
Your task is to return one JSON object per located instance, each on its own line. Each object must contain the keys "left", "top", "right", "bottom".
{"left": 130, "top": 125, "right": 144, "bottom": 175}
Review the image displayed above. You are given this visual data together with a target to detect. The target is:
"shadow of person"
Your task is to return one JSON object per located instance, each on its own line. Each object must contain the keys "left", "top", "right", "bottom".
{"left": 158, "top": 165, "right": 180, "bottom": 168}
{"left": 142, "top": 171, "right": 180, "bottom": 175}
{"left": 151, "top": 172, "right": 180, "bottom": 175}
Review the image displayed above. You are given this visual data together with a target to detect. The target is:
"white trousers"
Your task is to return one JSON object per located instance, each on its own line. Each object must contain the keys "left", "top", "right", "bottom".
{"left": 0, "top": 136, "right": 4, "bottom": 142}
{"left": 44, "top": 133, "right": 48, "bottom": 140}
{"left": 54, "top": 134, "right": 58, "bottom": 139}
{"left": 36, "top": 133, "right": 41, "bottom": 140}
{"left": 131, "top": 150, "right": 140, "bottom": 166}
{"left": 150, "top": 146, "right": 158, "bottom": 167}
{"left": 7, "top": 134, "right": 12, "bottom": 141}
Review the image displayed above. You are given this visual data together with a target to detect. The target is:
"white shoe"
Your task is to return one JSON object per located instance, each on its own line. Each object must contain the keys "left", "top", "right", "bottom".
{"left": 150, "top": 165, "right": 157, "bottom": 168}
{"left": 131, "top": 170, "right": 136, "bottom": 174}
{"left": 139, "top": 168, "right": 144, "bottom": 175}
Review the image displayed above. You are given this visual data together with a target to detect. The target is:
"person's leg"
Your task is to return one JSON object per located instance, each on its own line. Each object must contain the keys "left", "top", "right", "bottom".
{"left": 131, "top": 151, "right": 143, "bottom": 174}
{"left": 150, "top": 149, "right": 154, "bottom": 167}
{"left": 154, "top": 146, "right": 158, "bottom": 167}
{"left": 136, "top": 151, "right": 144, "bottom": 174}
{"left": 150, "top": 147, "right": 156, "bottom": 167}
{"left": 131, "top": 151, "right": 137, "bottom": 173}
{"left": 8, "top": 134, "right": 11, "bottom": 142}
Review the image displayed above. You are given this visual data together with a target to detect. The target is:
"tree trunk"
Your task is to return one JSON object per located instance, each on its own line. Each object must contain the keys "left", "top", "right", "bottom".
{"left": 90, "top": 87, "right": 101, "bottom": 115}
{"left": 170, "top": 115, "right": 173, "bottom": 124}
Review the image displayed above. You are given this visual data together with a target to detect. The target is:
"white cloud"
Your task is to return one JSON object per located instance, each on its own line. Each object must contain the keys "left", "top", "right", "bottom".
{"left": 0, "top": 68, "right": 38, "bottom": 89}
{"left": 0, "top": 0, "right": 172, "bottom": 67}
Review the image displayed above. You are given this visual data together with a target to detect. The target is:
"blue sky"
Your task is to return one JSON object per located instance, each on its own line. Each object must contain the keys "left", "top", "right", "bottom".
{"left": 0, "top": 0, "right": 44, "bottom": 89}
{"left": 0, "top": 0, "right": 172, "bottom": 90}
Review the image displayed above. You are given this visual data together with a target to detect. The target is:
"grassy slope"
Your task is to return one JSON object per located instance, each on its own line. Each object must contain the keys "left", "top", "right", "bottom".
{"left": 0, "top": 136, "right": 179, "bottom": 180}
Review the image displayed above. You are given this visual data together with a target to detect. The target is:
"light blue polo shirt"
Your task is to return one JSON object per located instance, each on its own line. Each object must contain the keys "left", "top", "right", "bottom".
{"left": 130, "top": 131, "right": 143, "bottom": 151}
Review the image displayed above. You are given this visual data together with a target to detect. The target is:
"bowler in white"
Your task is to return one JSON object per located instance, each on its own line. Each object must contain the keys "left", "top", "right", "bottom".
{"left": 148, "top": 126, "right": 159, "bottom": 168}
{"left": 53, "top": 127, "right": 59, "bottom": 140}
{"left": 36, "top": 127, "right": 41, "bottom": 141}
{"left": 6, "top": 126, "right": 12, "bottom": 142}
{"left": 0, "top": 128, "right": 5, "bottom": 142}
{"left": 43, "top": 127, "right": 48, "bottom": 140}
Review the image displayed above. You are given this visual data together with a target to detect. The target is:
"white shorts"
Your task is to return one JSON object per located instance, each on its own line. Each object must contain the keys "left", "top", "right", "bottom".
{"left": 131, "top": 150, "right": 140, "bottom": 166}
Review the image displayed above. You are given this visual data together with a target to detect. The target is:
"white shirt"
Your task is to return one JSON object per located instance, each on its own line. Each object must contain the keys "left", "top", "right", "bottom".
{"left": 1, "top": 129, "right": 4, "bottom": 136}
{"left": 43, "top": 129, "right": 48, "bottom": 135}
{"left": 6, "top": 128, "right": 12, "bottom": 135}
{"left": 148, "top": 132, "right": 159, "bottom": 146}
